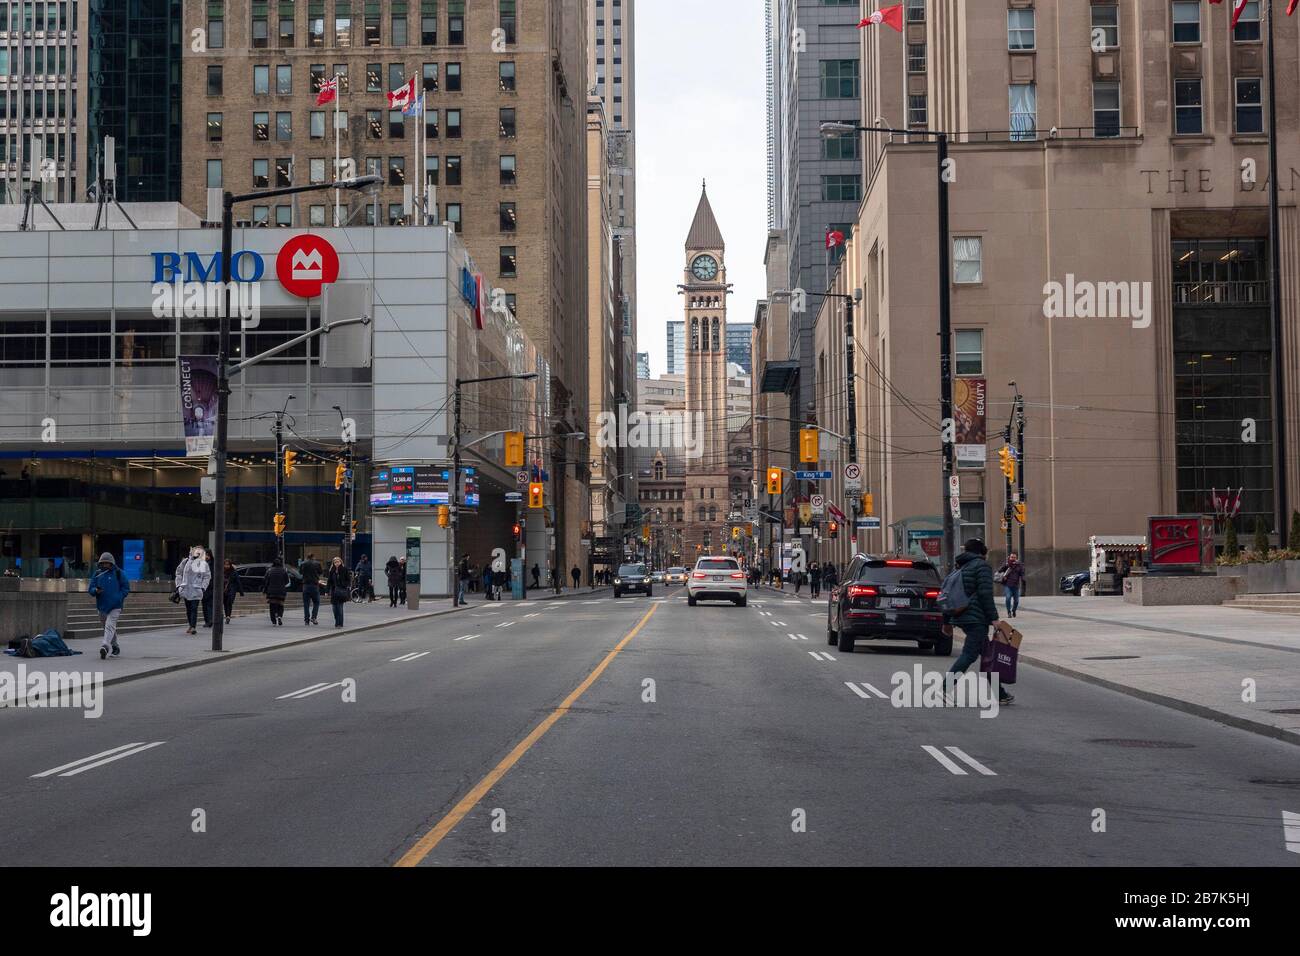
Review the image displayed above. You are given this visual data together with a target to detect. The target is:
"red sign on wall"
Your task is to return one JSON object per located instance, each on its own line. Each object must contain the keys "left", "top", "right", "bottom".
{"left": 276, "top": 234, "right": 340, "bottom": 298}
{"left": 1148, "top": 515, "right": 1215, "bottom": 569}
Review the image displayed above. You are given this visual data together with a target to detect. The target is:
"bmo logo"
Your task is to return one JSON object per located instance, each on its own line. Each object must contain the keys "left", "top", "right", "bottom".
{"left": 276, "top": 234, "right": 340, "bottom": 298}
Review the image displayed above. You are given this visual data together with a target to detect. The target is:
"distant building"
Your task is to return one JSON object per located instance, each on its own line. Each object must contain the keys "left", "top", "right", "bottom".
{"left": 636, "top": 352, "right": 650, "bottom": 379}
{"left": 726, "top": 323, "right": 753, "bottom": 373}
{"left": 666, "top": 320, "right": 686, "bottom": 375}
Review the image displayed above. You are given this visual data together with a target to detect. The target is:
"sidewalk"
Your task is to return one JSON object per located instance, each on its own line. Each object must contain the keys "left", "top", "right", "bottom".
{"left": 1, "top": 586, "right": 609, "bottom": 701}
{"left": 1015, "top": 596, "right": 1300, "bottom": 745}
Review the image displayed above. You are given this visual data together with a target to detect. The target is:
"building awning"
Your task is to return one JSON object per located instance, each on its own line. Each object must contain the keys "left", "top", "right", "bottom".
{"left": 760, "top": 360, "right": 799, "bottom": 394}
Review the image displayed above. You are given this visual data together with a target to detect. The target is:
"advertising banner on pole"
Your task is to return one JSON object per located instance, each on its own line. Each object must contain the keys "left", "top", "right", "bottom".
{"left": 954, "top": 376, "right": 987, "bottom": 468}
{"left": 178, "top": 355, "right": 219, "bottom": 457}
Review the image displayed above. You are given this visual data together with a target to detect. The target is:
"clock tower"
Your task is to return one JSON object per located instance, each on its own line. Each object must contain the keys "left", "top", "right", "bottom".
{"left": 681, "top": 182, "right": 730, "bottom": 557}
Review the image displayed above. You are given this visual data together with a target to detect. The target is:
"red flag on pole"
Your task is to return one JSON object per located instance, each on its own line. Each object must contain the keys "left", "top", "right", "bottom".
{"left": 825, "top": 229, "right": 845, "bottom": 250}
{"left": 1289, "top": 0, "right": 1298, "bottom": 16}
{"left": 1210, "top": 0, "right": 1251, "bottom": 26}
{"left": 315, "top": 76, "right": 338, "bottom": 106}
{"left": 858, "top": 4, "right": 904, "bottom": 32}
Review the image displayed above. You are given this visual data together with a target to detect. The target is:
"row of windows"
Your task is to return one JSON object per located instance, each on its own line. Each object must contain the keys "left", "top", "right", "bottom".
{"left": 203, "top": 105, "right": 518, "bottom": 142}
{"left": 204, "top": 0, "right": 518, "bottom": 50}
{"left": 205, "top": 60, "right": 516, "bottom": 97}
{"left": 0, "top": 1, "right": 71, "bottom": 33}
{"left": 204, "top": 152, "right": 518, "bottom": 190}
{"left": 0, "top": 42, "right": 73, "bottom": 77}
{"left": 999, "top": 3, "right": 1259, "bottom": 54}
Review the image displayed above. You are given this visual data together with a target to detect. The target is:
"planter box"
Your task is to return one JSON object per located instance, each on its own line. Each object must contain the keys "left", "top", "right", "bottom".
{"left": 1217, "top": 560, "right": 1300, "bottom": 594}
{"left": 1124, "top": 573, "right": 1241, "bottom": 606}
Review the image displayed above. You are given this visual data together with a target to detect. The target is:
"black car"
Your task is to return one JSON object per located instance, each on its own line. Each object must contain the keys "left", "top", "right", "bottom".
{"left": 613, "top": 563, "right": 652, "bottom": 598}
{"left": 235, "top": 563, "right": 304, "bottom": 593}
{"left": 826, "top": 554, "right": 950, "bottom": 655}
{"left": 1059, "top": 570, "right": 1089, "bottom": 595}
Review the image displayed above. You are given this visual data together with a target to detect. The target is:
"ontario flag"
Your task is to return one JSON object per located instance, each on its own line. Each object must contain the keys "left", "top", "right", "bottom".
{"left": 826, "top": 228, "right": 846, "bottom": 250}
{"left": 1209, "top": 0, "right": 1251, "bottom": 26}
{"left": 315, "top": 76, "right": 338, "bottom": 106}
{"left": 827, "top": 502, "right": 847, "bottom": 524}
{"left": 859, "top": 3, "right": 904, "bottom": 32}
{"left": 387, "top": 76, "right": 418, "bottom": 111}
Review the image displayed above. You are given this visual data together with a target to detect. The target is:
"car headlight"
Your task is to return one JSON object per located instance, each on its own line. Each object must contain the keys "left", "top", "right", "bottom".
{"left": 614, "top": 578, "right": 622, "bottom": 584}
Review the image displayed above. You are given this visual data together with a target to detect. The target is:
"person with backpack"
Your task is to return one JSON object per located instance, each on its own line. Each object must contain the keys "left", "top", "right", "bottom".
{"left": 175, "top": 546, "right": 211, "bottom": 635}
{"left": 263, "top": 557, "right": 290, "bottom": 626}
{"left": 944, "top": 538, "right": 1013, "bottom": 705}
{"left": 996, "top": 552, "right": 1025, "bottom": 618}
{"left": 88, "top": 552, "right": 129, "bottom": 660}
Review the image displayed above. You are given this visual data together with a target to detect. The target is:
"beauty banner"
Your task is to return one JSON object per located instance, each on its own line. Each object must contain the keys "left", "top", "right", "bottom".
{"left": 178, "top": 355, "right": 219, "bottom": 457}
{"left": 954, "top": 376, "right": 987, "bottom": 468}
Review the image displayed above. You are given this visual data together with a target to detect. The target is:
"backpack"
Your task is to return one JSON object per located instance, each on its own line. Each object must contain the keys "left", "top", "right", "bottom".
{"left": 937, "top": 564, "right": 971, "bottom": 616}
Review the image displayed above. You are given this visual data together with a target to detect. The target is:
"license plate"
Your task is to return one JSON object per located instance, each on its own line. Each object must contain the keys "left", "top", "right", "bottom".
{"left": 888, "top": 597, "right": 911, "bottom": 609}
{"left": 712, "top": 575, "right": 722, "bottom": 582}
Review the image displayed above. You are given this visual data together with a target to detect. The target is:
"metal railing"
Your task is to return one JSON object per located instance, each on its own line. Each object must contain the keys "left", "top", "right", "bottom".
{"left": 1173, "top": 280, "right": 1269, "bottom": 305}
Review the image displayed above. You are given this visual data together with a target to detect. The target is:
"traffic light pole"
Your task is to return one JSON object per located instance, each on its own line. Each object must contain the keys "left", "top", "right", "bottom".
{"left": 937, "top": 132, "right": 956, "bottom": 572}
{"left": 1016, "top": 394, "right": 1026, "bottom": 564}
{"left": 450, "top": 381, "right": 462, "bottom": 608}
{"left": 274, "top": 414, "right": 284, "bottom": 564}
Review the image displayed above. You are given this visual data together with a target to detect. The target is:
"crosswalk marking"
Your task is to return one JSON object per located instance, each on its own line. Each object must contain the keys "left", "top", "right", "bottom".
{"left": 845, "top": 681, "right": 889, "bottom": 700}
{"left": 391, "top": 651, "right": 431, "bottom": 662}
{"left": 923, "top": 745, "right": 997, "bottom": 776}
{"left": 453, "top": 634, "right": 478, "bottom": 641}
{"left": 277, "top": 681, "right": 346, "bottom": 700}
{"left": 807, "top": 651, "right": 837, "bottom": 662}
{"left": 495, "top": 621, "right": 516, "bottom": 628}
{"left": 845, "top": 682, "right": 871, "bottom": 699}
{"left": 32, "top": 742, "right": 166, "bottom": 779}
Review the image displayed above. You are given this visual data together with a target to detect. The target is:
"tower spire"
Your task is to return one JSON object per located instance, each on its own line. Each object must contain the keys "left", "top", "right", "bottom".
{"left": 686, "top": 181, "right": 724, "bottom": 251}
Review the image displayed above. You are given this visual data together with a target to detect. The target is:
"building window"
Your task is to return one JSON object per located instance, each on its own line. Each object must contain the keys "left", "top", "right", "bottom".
{"left": 207, "top": 66, "right": 223, "bottom": 95}
{"left": 820, "top": 129, "right": 859, "bottom": 160}
{"left": 276, "top": 64, "right": 291, "bottom": 94}
{"left": 1093, "top": 81, "right": 1120, "bottom": 138}
{"left": 1007, "top": 8, "right": 1035, "bottom": 50}
{"left": 908, "top": 94, "right": 928, "bottom": 127}
{"left": 500, "top": 154, "right": 517, "bottom": 184}
{"left": 276, "top": 111, "right": 292, "bottom": 140}
{"left": 1234, "top": 1, "right": 1261, "bottom": 42}
{"left": 818, "top": 59, "right": 859, "bottom": 99}
{"left": 905, "top": 0, "right": 925, "bottom": 23}
{"left": 310, "top": 64, "right": 326, "bottom": 93}
{"left": 500, "top": 0, "right": 517, "bottom": 44}
{"left": 446, "top": 202, "right": 462, "bottom": 231}
{"left": 207, "top": 112, "right": 223, "bottom": 142}
{"left": 389, "top": 109, "right": 405, "bottom": 139}
{"left": 367, "top": 109, "right": 383, "bottom": 139}
{"left": 499, "top": 61, "right": 516, "bottom": 91}
{"left": 251, "top": 10, "right": 269, "bottom": 48}
{"left": 423, "top": 62, "right": 439, "bottom": 92}
{"left": 1236, "top": 78, "right": 1263, "bottom": 134}
{"left": 309, "top": 9, "right": 325, "bottom": 46}
{"left": 275, "top": 157, "right": 292, "bottom": 187}
{"left": 1172, "top": 1, "right": 1200, "bottom": 44}
{"left": 445, "top": 155, "right": 461, "bottom": 185}
{"left": 449, "top": 0, "right": 466, "bottom": 44}
{"left": 279, "top": 11, "right": 296, "bottom": 47}
{"left": 446, "top": 62, "right": 462, "bottom": 91}
{"left": 335, "top": 12, "right": 352, "bottom": 46}
{"left": 252, "top": 205, "right": 269, "bottom": 225}
{"left": 1090, "top": 4, "right": 1118, "bottom": 49}
{"left": 208, "top": 5, "right": 225, "bottom": 49}
{"left": 367, "top": 64, "right": 382, "bottom": 92}
{"left": 1174, "top": 78, "right": 1203, "bottom": 135}
{"left": 392, "top": 10, "right": 409, "bottom": 45}
{"left": 310, "top": 157, "right": 326, "bottom": 183}
{"left": 426, "top": 109, "right": 440, "bottom": 138}
{"left": 499, "top": 201, "right": 516, "bottom": 231}
{"left": 500, "top": 246, "right": 517, "bottom": 277}
{"left": 365, "top": 9, "right": 381, "bottom": 45}
{"left": 820, "top": 174, "right": 861, "bottom": 202}
{"left": 422, "top": 9, "right": 437, "bottom": 44}
{"left": 254, "top": 64, "right": 269, "bottom": 95}
{"left": 388, "top": 156, "right": 405, "bottom": 186}
{"left": 206, "top": 159, "right": 222, "bottom": 188}
{"left": 953, "top": 237, "right": 983, "bottom": 284}
{"left": 253, "top": 158, "right": 269, "bottom": 188}
{"left": 389, "top": 62, "right": 405, "bottom": 92}
{"left": 499, "top": 108, "right": 516, "bottom": 137}
{"left": 906, "top": 43, "right": 926, "bottom": 73}
{"left": 388, "top": 203, "right": 405, "bottom": 225}
{"left": 275, "top": 205, "right": 292, "bottom": 227}
{"left": 959, "top": 502, "right": 986, "bottom": 546}
{"left": 310, "top": 111, "right": 326, "bottom": 139}
{"left": 425, "top": 155, "right": 439, "bottom": 186}
{"left": 334, "top": 64, "right": 350, "bottom": 93}
{"left": 447, "top": 109, "right": 461, "bottom": 137}
{"left": 309, "top": 204, "right": 326, "bottom": 226}
{"left": 1009, "top": 83, "right": 1036, "bottom": 140}
{"left": 955, "top": 330, "right": 984, "bottom": 375}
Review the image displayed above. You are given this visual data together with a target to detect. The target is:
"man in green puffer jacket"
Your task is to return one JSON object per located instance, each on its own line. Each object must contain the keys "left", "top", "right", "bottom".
{"left": 947, "top": 538, "right": 1012, "bottom": 704}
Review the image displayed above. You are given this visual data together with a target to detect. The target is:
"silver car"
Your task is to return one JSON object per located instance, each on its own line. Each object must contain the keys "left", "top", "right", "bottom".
{"left": 687, "top": 556, "right": 747, "bottom": 607}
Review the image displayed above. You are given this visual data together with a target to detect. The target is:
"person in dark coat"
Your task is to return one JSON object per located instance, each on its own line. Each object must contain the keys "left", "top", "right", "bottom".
{"left": 997, "top": 552, "right": 1025, "bottom": 618}
{"left": 300, "top": 553, "right": 323, "bottom": 624}
{"left": 947, "top": 539, "right": 1012, "bottom": 704}
{"left": 222, "top": 558, "right": 244, "bottom": 623}
{"left": 531, "top": 563, "right": 541, "bottom": 590}
{"left": 456, "top": 553, "right": 471, "bottom": 606}
{"left": 327, "top": 557, "right": 351, "bottom": 627}
{"left": 386, "top": 555, "right": 404, "bottom": 607}
{"left": 809, "top": 561, "right": 822, "bottom": 598}
{"left": 263, "top": 557, "right": 290, "bottom": 626}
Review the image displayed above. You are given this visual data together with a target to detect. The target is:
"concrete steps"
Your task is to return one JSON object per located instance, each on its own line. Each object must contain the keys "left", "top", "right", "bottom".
{"left": 63, "top": 593, "right": 262, "bottom": 640}
{"left": 1222, "top": 593, "right": 1300, "bottom": 615}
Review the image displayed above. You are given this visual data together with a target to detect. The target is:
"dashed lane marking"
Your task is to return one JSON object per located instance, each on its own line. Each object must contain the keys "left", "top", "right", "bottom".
{"left": 391, "top": 651, "right": 431, "bottom": 662}
{"left": 277, "top": 681, "right": 347, "bottom": 700}
{"left": 922, "top": 745, "right": 997, "bottom": 776}
{"left": 453, "top": 634, "right": 478, "bottom": 642}
{"left": 845, "top": 681, "right": 889, "bottom": 700}
{"left": 32, "top": 742, "right": 167, "bottom": 779}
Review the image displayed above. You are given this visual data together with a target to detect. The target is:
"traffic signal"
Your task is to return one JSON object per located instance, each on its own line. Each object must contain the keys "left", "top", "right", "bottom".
{"left": 504, "top": 431, "right": 525, "bottom": 468}
{"left": 766, "top": 467, "right": 782, "bottom": 496}
{"left": 999, "top": 445, "right": 1016, "bottom": 483}
{"left": 350, "top": 520, "right": 358, "bottom": 539}
{"left": 334, "top": 461, "right": 346, "bottom": 490}
{"left": 1013, "top": 502, "right": 1027, "bottom": 525}
{"left": 862, "top": 493, "right": 874, "bottom": 516}
{"left": 283, "top": 449, "right": 298, "bottom": 479}
{"left": 512, "top": 521, "right": 523, "bottom": 541}
{"left": 731, "top": 526, "right": 740, "bottom": 540}
{"left": 828, "top": 520, "right": 839, "bottom": 539}
{"left": 273, "top": 512, "right": 285, "bottom": 536}
{"left": 437, "top": 505, "right": 450, "bottom": 528}
{"left": 528, "top": 482, "right": 545, "bottom": 509}
{"left": 799, "top": 428, "right": 819, "bottom": 463}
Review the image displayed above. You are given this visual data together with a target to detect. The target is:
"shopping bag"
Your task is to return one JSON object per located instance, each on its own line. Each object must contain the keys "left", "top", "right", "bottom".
{"left": 980, "top": 621, "right": 1022, "bottom": 684}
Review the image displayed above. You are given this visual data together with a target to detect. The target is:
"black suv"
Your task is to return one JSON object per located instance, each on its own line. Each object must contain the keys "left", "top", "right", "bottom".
{"left": 235, "top": 563, "right": 304, "bottom": 593}
{"left": 826, "top": 554, "right": 951, "bottom": 655}
{"left": 613, "top": 563, "right": 652, "bottom": 598}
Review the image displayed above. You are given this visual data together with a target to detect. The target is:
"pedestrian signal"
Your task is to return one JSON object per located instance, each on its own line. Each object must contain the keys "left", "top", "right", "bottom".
{"left": 504, "top": 431, "right": 525, "bottom": 468}
{"left": 273, "top": 512, "right": 286, "bottom": 536}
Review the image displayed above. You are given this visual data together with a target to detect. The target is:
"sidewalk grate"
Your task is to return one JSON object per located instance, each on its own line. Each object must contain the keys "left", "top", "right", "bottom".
{"left": 1087, "top": 738, "right": 1194, "bottom": 749}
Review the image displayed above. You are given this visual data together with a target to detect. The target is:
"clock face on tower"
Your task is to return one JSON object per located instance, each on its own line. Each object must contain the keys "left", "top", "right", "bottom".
{"left": 691, "top": 254, "right": 719, "bottom": 282}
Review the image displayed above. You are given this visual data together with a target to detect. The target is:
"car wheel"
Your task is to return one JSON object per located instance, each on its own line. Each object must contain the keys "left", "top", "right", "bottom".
{"left": 933, "top": 634, "right": 953, "bottom": 656}
{"left": 614, "top": 590, "right": 621, "bottom": 599}
{"left": 837, "top": 629, "right": 855, "bottom": 653}
{"left": 687, "top": 594, "right": 697, "bottom": 606}
{"left": 736, "top": 595, "right": 747, "bottom": 607}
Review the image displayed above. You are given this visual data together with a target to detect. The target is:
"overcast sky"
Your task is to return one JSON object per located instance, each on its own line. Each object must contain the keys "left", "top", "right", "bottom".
{"left": 633, "top": 0, "right": 768, "bottom": 378}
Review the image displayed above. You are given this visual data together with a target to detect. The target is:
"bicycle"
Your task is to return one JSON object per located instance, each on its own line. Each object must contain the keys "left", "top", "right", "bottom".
{"left": 350, "top": 585, "right": 366, "bottom": 604}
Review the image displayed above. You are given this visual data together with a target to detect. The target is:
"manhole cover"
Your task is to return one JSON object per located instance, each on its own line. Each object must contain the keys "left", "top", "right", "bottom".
{"left": 1250, "top": 778, "right": 1300, "bottom": 787}
{"left": 1082, "top": 655, "right": 1141, "bottom": 661}
{"left": 1087, "top": 738, "right": 1195, "bottom": 749}
{"left": 1268, "top": 708, "right": 1300, "bottom": 715}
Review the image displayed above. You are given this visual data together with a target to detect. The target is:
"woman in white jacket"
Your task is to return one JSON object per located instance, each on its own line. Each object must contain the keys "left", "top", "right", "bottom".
{"left": 175, "top": 546, "right": 212, "bottom": 635}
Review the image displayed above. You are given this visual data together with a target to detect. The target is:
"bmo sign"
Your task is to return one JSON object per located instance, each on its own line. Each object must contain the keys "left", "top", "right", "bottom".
{"left": 276, "top": 234, "right": 340, "bottom": 298}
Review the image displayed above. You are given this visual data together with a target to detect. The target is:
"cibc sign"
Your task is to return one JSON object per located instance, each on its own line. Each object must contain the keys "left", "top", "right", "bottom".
{"left": 1148, "top": 515, "right": 1215, "bottom": 571}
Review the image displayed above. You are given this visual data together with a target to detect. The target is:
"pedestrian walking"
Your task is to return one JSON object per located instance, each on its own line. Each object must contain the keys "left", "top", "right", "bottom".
{"left": 810, "top": 561, "right": 822, "bottom": 598}
{"left": 482, "top": 562, "right": 494, "bottom": 600}
{"left": 354, "top": 554, "right": 374, "bottom": 602}
{"left": 222, "top": 558, "right": 244, "bottom": 623}
{"left": 88, "top": 552, "right": 129, "bottom": 660}
{"left": 300, "top": 553, "right": 322, "bottom": 624}
{"left": 531, "top": 563, "right": 541, "bottom": 590}
{"left": 947, "top": 538, "right": 1013, "bottom": 705}
{"left": 327, "top": 557, "right": 351, "bottom": 627}
{"left": 263, "top": 557, "right": 289, "bottom": 625}
{"left": 571, "top": 565, "right": 581, "bottom": 590}
{"left": 201, "top": 548, "right": 216, "bottom": 627}
{"left": 457, "top": 553, "right": 471, "bottom": 606}
{"left": 793, "top": 567, "right": 803, "bottom": 595}
{"left": 174, "top": 546, "right": 211, "bottom": 635}
{"left": 397, "top": 557, "right": 407, "bottom": 605}
{"left": 824, "top": 562, "right": 838, "bottom": 589}
{"left": 386, "top": 555, "right": 404, "bottom": 607}
{"left": 494, "top": 562, "right": 508, "bottom": 600}
{"left": 996, "top": 552, "right": 1026, "bottom": 618}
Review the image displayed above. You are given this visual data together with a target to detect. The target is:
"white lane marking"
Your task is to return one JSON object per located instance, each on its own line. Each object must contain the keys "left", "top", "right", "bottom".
{"left": 53, "top": 742, "right": 167, "bottom": 778}
{"left": 524, "top": 613, "right": 540, "bottom": 618}
{"left": 945, "top": 746, "right": 997, "bottom": 776}
{"left": 796, "top": 633, "right": 809, "bottom": 641}
{"left": 391, "top": 651, "right": 431, "bottom": 662}
{"left": 860, "top": 682, "right": 888, "bottom": 699}
{"left": 822, "top": 651, "right": 836, "bottom": 661}
{"left": 788, "top": 633, "right": 798, "bottom": 640}
{"left": 453, "top": 634, "right": 478, "bottom": 641}
{"left": 278, "top": 681, "right": 346, "bottom": 700}
{"left": 845, "top": 682, "right": 871, "bottom": 699}
{"left": 32, "top": 742, "right": 154, "bottom": 779}
{"left": 770, "top": 621, "right": 780, "bottom": 627}
{"left": 495, "top": 621, "right": 516, "bottom": 628}
{"left": 808, "top": 651, "right": 823, "bottom": 661}
{"left": 775, "top": 621, "right": 786, "bottom": 627}
{"left": 1283, "top": 811, "right": 1300, "bottom": 853}
{"left": 922, "top": 745, "right": 969, "bottom": 775}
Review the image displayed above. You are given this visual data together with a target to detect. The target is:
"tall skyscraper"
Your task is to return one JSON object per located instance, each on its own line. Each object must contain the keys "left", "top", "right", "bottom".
{"left": 666, "top": 319, "right": 685, "bottom": 375}
{"left": 635, "top": 351, "right": 649, "bottom": 379}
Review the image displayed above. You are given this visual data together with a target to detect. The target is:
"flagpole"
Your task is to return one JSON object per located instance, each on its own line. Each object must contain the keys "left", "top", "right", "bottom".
{"left": 1266, "top": 0, "right": 1290, "bottom": 544}
{"left": 420, "top": 90, "right": 428, "bottom": 224}
{"left": 333, "top": 73, "right": 340, "bottom": 227}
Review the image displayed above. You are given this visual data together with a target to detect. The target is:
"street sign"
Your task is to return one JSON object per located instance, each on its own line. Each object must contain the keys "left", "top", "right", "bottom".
{"left": 948, "top": 475, "right": 960, "bottom": 495}
{"left": 843, "top": 462, "right": 862, "bottom": 492}
{"left": 516, "top": 470, "right": 529, "bottom": 485}
{"left": 810, "top": 494, "right": 825, "bottom": 515}
{"left": 795, "top": 470, "right": 832, "bottom": 481}
{"left": 949, "top": 494, "right": 961, "bottom": 518}
{"left": 857, "top": 516, "right": 882, "bottom": 529}
{"left": 505, "top": 492, "right": 523, "bottom": 503}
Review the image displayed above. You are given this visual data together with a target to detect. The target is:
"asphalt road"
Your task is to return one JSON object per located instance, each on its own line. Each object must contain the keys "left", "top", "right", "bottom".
{"left": 2, "top": 588, "right": 1296, "bottom": 866}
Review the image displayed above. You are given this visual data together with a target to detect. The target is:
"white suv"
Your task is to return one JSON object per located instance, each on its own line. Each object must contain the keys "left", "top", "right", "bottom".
{"left": 687, "top": 556, "right": 748, "bottom": 607}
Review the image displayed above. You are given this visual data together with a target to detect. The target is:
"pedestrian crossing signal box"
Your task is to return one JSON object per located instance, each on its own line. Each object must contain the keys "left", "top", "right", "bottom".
{"left": 799, "top": 428, "right": 819, "bottom": 463}
{"left": 437, "top": 505, "right": 450, "bottom": 528}
{"left": 504, "top": 431, "right": 525, "bottom": 468}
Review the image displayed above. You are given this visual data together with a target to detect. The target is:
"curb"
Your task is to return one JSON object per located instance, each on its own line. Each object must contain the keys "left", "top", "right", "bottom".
{"left": 1020, "top": 653, "right": 1300, "bottom": 749}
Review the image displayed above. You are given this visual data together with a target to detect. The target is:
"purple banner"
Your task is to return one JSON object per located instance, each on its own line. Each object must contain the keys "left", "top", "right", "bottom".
{"left": 178, "top": 355, "right": 219, "bottom": 457}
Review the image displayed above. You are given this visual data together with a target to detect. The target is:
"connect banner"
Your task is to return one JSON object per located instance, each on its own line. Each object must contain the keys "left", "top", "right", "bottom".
{"left": 178, "top": 355, "right": 219, "bottom": 457}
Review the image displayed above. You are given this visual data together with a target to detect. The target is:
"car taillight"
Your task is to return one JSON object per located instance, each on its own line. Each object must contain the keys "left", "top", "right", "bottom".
{"left": 924, "top": 589, "right": 940, "bottom": 599}
{"left": 885, "top": 560, "right": 914, "bottom": 567}
{"left": 729, "top": 572, "right": 745, "bottom": 579}
{"left": 692, "top": 572, "right": 706, "bottom": 579}
{"left": 847, "top": 584, "right": 877, "bottom": 598}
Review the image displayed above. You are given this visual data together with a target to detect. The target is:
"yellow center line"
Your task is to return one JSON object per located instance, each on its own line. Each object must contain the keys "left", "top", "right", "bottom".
{"left": 393, "top": 601, "right": 660, "bottom": 867}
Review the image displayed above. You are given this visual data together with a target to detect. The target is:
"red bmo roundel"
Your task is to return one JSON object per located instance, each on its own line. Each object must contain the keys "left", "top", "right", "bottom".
{"left": 276, "top": 234, "right": 340, "bottom": 298}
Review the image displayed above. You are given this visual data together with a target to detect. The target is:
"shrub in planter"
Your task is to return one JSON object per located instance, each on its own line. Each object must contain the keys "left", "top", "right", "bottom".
{"left": 1290, "top": 510, "right": 1300, "bottom": 551}
{"left": 1224, "top": 521, "right": 1239, "bottom": 560}
{"left": 1253, "top": 516, "right": 1270, "bottom": 556}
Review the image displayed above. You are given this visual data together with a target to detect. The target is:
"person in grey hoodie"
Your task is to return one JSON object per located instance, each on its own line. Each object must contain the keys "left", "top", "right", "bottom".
{"left": 947, "top": 538, "right": 1013, "bottom": 704}
{"left": 174, "top": 546, "right": 212, "bottom": 635}
{"left": 87, "top": 552, "right": 129, "bottom": 659}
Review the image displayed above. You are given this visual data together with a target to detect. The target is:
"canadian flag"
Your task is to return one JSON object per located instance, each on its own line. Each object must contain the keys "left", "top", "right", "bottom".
{"left": 315, "top": 76, "right": 338, "bottom": 106}
{"left": 826, "top": 229, "right": 846, "bottom": 250}
{"left": 1291, "top": 0, "right": 1299, "bottom": 16}
{"left": 827, "top": 502, "right": 847, "bottom": 523}
{"left": 1210, "top": 0, "right": 1251, "bottom": 27}
{"left": 387, "top": 76, "right": 418, "bottom": 110}
{"left": 858, "top": 3, "right": 904, "bottom": 32}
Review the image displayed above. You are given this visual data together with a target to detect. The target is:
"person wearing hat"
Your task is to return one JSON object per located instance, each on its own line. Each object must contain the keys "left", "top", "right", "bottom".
{"left": 947, "top": 538, "right": 1013, "bottom": 705}
{"left": 87, "top": 552, "right": 130, "bottom": 659}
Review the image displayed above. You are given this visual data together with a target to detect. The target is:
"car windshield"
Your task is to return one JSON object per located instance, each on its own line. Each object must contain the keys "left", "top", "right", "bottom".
{"left": 857, "top": 560, "right": 941, "bottom": 585}
{"left": 697, "top": 559, "right": 739, "bottom": 572}
{"left": 618, "top": 565, "right": 646, "bottom": 576}
{"left": 668, "top": 567, "right": 686, "bottom": 574}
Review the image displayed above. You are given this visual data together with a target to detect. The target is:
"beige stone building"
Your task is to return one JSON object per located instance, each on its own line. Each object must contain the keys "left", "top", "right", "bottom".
{"left": 180, "top": 0, "right": 591, "bottom": 568}
{"left": 793, "top": 0, "right": 1300, "bottom": 587}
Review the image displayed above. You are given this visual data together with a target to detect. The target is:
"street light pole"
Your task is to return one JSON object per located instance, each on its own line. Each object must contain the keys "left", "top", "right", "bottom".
{"left": 1266, "top": 0, "right": 1290, "bottom": 545}
{"left": 937, "top": 132, "right": 956, "bottom": 570}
